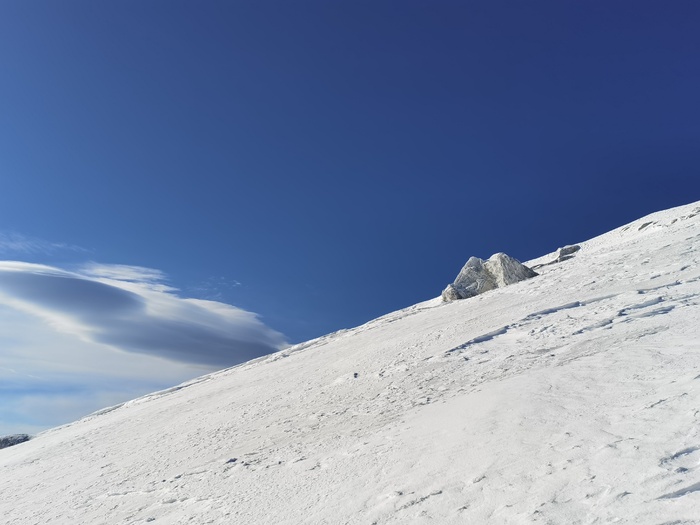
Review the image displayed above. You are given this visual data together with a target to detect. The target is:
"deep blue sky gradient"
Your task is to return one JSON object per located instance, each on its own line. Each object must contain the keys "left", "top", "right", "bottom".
{"left": 1, "top": 1, "right": 699, "bottom": 342}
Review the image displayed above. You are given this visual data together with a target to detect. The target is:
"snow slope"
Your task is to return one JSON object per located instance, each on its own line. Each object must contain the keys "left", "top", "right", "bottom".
{"left": 2, "top": 201, "right": 700, "bottom": 525}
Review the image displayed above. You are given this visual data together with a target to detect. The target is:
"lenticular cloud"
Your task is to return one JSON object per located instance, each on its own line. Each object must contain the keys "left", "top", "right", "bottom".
{"left": 0, "top": 261, "right": 286, "bottom": 367}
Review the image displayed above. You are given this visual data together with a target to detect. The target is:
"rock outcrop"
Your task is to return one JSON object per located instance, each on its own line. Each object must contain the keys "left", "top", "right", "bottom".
{"left": 0, "top": 434, "right": 31, "bottom": 450}
{"left": 442, "top": 253, "right": 538, "bottom": 302}
{"left": 531, "top": 244, "right": 582, "bottom": 270}
{"left": 554, "top": 244, "right": 580, "bottom": 262}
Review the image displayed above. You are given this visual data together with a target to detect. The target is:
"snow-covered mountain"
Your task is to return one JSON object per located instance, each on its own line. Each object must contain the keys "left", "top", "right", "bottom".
{"left": 2, "top": 201, "right": 700, "bottom": 524}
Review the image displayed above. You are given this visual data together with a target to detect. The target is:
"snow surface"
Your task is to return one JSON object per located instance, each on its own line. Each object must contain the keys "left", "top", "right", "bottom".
{"left": 2, "top": 201, "right": 700, "bottom": 524}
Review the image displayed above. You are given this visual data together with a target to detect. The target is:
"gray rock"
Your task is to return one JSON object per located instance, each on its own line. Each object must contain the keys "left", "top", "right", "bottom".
{"left": 441, "top": 284, "right": 463, "bottom": 302}
{"left": 0, "top": 434, "right": 31, "bottom": 450}
{"left": 555, "top": 244, "right": 580, "bottom": 262}
{"left": 531, "top": 244, "right": 582, "bottom": 270}
{"left": 442, "top": 253, "right": 538, "bottom": 302}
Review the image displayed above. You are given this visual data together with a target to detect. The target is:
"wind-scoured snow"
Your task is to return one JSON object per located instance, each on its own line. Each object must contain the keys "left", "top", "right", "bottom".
{"left": 2, "top": 201, "right": 700, "bottom": 524}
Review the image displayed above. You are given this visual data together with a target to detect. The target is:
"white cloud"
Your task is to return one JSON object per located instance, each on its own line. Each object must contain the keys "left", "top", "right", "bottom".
{"left": 0, "top": 261, "right": 287, "bottom": 435}
{"left": 0, "top": 232, "right": 88, "bottom": 256}
{"left": 80, "top": 262, "right": 173, "bottom": 290}
{"left": 188, "top": 276, "right": 242, "bottom": 301}
{"left": 0, "top": 261, "right": 286, "bottom": 366}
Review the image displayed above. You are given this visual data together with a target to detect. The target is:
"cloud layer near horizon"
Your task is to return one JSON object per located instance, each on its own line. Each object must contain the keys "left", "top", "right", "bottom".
{"left": 0, "top": 261, "right": 286, "bottom": 367}
{"left": 0, "top": 260, "right": 287, "bottom": 435}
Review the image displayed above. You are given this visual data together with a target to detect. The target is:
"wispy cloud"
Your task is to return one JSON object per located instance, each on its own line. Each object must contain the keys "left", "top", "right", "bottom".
{"left": 188, "top": 276, "right": 242, "bottom": 301}
{"left": 0, "top": 260, "right": 287, "bottom": 435}
{"left": 0, "top": 232, "right": 88, "bottom": 256}
{"left": 81, "top": 262, "right": 169, "bottom": 284}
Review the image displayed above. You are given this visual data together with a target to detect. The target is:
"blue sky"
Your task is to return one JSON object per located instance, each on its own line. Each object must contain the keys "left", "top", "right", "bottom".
{"left": 1, "top": 1, "right": 699, "bottom": 434}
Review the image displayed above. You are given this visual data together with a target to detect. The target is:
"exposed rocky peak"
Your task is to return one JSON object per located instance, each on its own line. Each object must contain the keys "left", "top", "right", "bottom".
{"left": 442, "top": 252, "right": 538, "bottom": 302}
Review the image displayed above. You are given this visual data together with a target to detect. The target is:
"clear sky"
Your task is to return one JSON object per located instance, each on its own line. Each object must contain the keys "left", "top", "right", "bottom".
{"left": 1, "top": 1, "right": 699, "bottom": 434}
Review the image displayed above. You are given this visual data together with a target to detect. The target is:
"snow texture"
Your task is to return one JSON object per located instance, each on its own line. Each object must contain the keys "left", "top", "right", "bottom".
{"left": 2, "top": 201, "right": 700, "bottom": 524}
{"left": 442, "top": 252, "right": 538, "bottom": 301}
